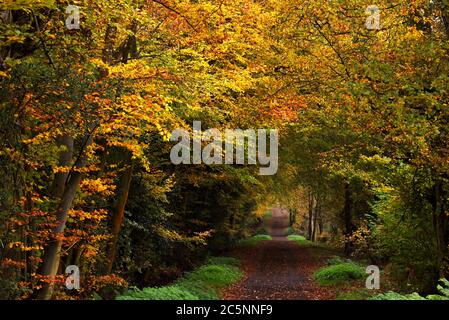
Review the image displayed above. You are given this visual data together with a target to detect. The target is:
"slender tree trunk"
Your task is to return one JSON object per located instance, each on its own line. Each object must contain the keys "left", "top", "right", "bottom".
{"left": 317, "top": 198, "right": 323, "bottom": 239}
{"left": 105, "top": 162, "right": 133, "bottom": 274}
{"left": 307, "top": 191, "right": 314, "bottom": 240}
{"left": 342, "top": 183, "right": 352, "bottom": 255}
{"left": 36, "top": 135, "right": 91, "bottom": 300}
{"left": 312, "top": 196, "right": 320, "bottom": 242}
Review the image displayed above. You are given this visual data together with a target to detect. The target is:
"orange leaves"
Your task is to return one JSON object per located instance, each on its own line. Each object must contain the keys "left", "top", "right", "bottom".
{"left": 1, "top": 258, "right": 26, "bottom": 269}
{"left": 81, "top": 274, "right": 128, "bottom": 294}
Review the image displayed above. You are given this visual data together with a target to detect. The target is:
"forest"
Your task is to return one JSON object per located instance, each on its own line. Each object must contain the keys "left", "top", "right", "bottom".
{"left": 0, "top": 0, "right": 448, "bottom": 301}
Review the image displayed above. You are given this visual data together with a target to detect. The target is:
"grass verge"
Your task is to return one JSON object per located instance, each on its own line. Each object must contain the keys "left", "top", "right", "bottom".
{"left": 238, "top": 234, "right": 272, "bottom": 246}
{"left": 287, "top": 234, "right": 312, "bottom": 245}
{"left": 116, "top": 257, "right": 242, "bottom": 300}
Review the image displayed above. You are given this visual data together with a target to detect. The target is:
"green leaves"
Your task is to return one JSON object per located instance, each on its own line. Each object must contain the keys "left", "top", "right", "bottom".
{"left": 1, "top": 0, "right": 56, "bottom": 11}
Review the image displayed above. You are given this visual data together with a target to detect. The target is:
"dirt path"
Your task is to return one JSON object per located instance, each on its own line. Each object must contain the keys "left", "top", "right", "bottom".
{"left": 223, "top": 208, "right": 336, "bottom": 300}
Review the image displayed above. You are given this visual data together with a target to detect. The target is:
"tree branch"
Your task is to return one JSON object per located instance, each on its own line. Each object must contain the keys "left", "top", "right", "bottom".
{"left": 152, "top": 0, "right": 197, "bottom": 32}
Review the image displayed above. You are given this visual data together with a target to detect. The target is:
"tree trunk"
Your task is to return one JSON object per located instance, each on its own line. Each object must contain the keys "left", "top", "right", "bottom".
{"left": 312, "top": 195, "right": 321, "bottom": 242}
{"left": 104, "top": 162, "right": 133, "bottom": 274}
{"left": 36, "top": 135, "right": 91, "bottom": 300}
{"left": 318, "top": 201, "right": 324, "bottom": 239}
{"left": 342, "top": 183, "right": 352, "bottom": 255}
{"left": 307, "top": 191, "right": 314, "bottom": 240}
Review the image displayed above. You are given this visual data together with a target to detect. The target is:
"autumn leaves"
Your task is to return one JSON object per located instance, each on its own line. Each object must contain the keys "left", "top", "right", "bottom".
{"left": 169, "top": 121, "right": 279, "bottom": 175}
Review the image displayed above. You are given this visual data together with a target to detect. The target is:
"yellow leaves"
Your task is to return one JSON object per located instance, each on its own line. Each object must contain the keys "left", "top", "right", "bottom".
{"left": 82, "top": 244, "right": 99, "bottom": 260}
{"left": 80, "top": 178, "right": 115, "bottom": 196}
{"left": 359, "top": 154, "right": 392, "bottom": 166}
{"left": 107, "top": 60, "right": 155, "bottom": 79}
{"left": 155, "top": 122, "right": 171, "bottom": 142}
{"left": 22, "top": 130, "right": 54, "bottom": 145}
{"left": 68, "top": 209, "right": 108, "bottom": 222}
{"left": 7, "top": 242, "right": 43, "bottom": 252}
{"left": 156, "top": 227, "right": 212, "bottom": 245}
{"left": 107, "top": 140, "right": 145, "bottom": 159}
{"left": 403, "top": 26, "right": 424, "bottom": 42}
{"left": 7, "top": 242, "right": 22, "bottom": 249}
{"left": 1, "top": 0, "right": 55, "bottom": 10}
{"left": 53, "top": 166, "right": 71, "bottom": 174}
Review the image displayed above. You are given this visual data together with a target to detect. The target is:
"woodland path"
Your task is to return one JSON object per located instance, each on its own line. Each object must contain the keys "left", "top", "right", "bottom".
{"left": 223, "top": 208, "right": 336, "bottom": 300}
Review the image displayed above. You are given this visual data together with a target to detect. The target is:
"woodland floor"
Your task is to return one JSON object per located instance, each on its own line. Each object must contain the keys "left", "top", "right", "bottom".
{"left": 222, "top": 208, "right": 339, "bottom": 300}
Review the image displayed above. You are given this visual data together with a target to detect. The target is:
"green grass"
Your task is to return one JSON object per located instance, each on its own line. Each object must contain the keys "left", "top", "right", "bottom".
{"left": 369, "top": 292, "right": 427, "bottom": 300}
{"left": 370, "top": 279, "right": 449, "bottom": 300}
{"left": 287, "top": 234, "right": 313, "bottom": 246}
{"left": 238, "top": 234, "right": 272, "bottom": 246}
{"left": 116, "top": 257, "right": 242, "bottom": 300}
{"left": 314, "top": 256, "right": 366, "bottom": 286}
{"left": 287, "top": 234, "right": 307, "bottom": 242}
{"left": 287, "top": 234, "right": 331, "bottom": 249}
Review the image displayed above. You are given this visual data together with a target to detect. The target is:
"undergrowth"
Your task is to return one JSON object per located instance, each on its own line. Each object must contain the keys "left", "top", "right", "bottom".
{"left": 314, "top": 256, "right": 365, "bottom": 286}
{"left": 370, "top": 279, "right": 449, "bottom": 300}
{"left": 116, "top": 257, "right": 242, "bottom": 300}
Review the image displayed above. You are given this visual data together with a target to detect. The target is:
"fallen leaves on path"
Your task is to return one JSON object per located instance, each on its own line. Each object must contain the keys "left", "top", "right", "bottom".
{"left": 222, "top": 239, "right": 337, "bottom": 300}
{"left": 222, "top": 209, "right": 338, "bottom": 300}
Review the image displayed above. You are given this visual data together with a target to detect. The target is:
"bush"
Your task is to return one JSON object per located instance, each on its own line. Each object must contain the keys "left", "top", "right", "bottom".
{"left": 116, "top": 257, "right": 242, "bottom": 300}
{"left": 314, "top": 259, "right": 365, "bottom": 286}
{"left": 370, "top": 191, "right": 440, "bottom": 292}
{"left": 370, "top": 278, "right": 449, "bottom": 300}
